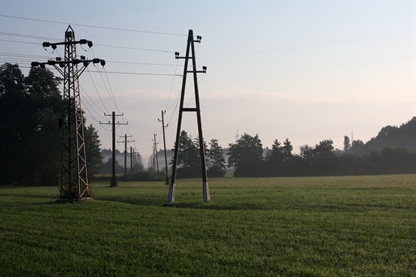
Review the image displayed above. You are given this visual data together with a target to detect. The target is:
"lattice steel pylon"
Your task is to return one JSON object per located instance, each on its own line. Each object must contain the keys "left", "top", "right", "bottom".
{"left": 32, "top": 26, "right": 105, "bottom": 200}
{"left": 167, "top": 29, "right": 210, "bottom": 205}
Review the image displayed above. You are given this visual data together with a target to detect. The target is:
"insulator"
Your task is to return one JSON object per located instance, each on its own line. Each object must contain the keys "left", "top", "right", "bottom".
{"left": 203, "top": 66, "right": 207, "bottom": 71}
{"left": 87, "top": 41, "right": 93, "bottom": 48}
{"left": 80, "top": 55, "right": 86, "bottom": 60}
{"left": 59, "top": 63, "right": 64, "bottom": 68}
{"left": 83, "top": 61, "right": 88, "bottom": 67}
{"left": 42, "top": 42, "right": 50, "bottom": 47}
{"left": 92, "top": 58, "right": 100, "bottom": 64}
{"left": 175, "top": 52, "right": 180, "bottom": 57}
{"left": 40, "top": 64, "right": 45, "bottom": 69}
{"left": 51, "top": 44, "right": 57, "bottom": 50}
{"left": 48, "top": 60, "right": 56, "bottom": 65}
{"left": 100, "top": 60, "right": 106, "bottom": 66}
{"left": 79, "top": 39, "right": 87, "bottom": 44}
{"left": 31, "top": 62, "right": 39, "bottom": 67}
{"left": 56, "top": 57, "right": 62, "bottom": 61}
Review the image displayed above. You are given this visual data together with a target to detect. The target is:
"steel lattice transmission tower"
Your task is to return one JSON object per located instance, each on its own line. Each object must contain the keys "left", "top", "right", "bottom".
{"left": 32, "top": 26, "right": 105, "bottom": 200}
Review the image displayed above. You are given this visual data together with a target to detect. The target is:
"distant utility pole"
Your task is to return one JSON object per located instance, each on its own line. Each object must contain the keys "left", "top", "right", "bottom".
{"left": 100, "top": 111, "right": 127, "bottom": 186}
{"left": 167, "top": 29, "right": 209, "bottom": 205}
{"left": 159, "top": 110, "right": 169, "bottom": 184}
{"left": 31, "top": 25, "right": 105, "bottom": 200}
{"left": 130, "top": 146, "right": 134, "bottom": 175}
{"left": 133, "top": 147, "right": 138, "bottom": 169}
{"left": 118, "top": 134, "right": 134, "bottom": 176}
{"left": 152, "top": 134, "right": 159, "bottom": 172}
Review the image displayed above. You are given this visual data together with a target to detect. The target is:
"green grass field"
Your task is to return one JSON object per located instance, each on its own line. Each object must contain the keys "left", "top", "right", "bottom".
{"left": 1, "top": 175, "right": 415, "bottom": 276}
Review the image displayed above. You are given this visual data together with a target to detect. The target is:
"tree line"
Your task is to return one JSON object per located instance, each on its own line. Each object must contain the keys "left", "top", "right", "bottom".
{"left": 0, "top": 63, "right": 103, "bottom": 186}
{"left": 1, "top": 62, "right": 414, "bottom": 184}
{"left": 172, "top": 130, "right": 227, "bottom": 178}
{"left": 175, "top": 117, "right": 416, "bottom": 178}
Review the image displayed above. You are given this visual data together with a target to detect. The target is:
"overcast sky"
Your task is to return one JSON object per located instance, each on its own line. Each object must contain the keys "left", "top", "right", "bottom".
{"left": 1, "top": 0, "right": 414, "bottom": 166}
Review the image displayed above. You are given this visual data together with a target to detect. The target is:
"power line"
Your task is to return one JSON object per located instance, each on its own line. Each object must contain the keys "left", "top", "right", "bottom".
{"left": 0, "top": 31, "right": 60, "bottom": 41}
{"left": 105, "top": 60, "right": 178, "bottom": 67}
{"left": 101, "top": 66, "right": 121, "bottom": 114}
{"left": 0, "top": 39, "right": 40, "bottom": 45}
{"left": 0, "top": 14, "right": 187, "bottom": 36}
{"left": 85, "top": 68, "right": 110, "bottom": 114}
{"left": 94, "top": 43, "right": 174, "bottom": 53}
{"left": 80, "top": 84, "right": 109, "bottom": 118}
{"left": 0, "top": 52, "right": 52, "bottom": 59}
{"left": 89, "top": 69, "right": 183, "bottom": 76}
{"left": 1, "top": 32, "right": 177, "bottom": 53}
{"left": 6, "top": 63, "right": 180, "bottom": 76}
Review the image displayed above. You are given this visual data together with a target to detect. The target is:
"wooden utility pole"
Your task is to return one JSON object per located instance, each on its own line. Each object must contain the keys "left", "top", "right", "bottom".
{"left": 159, "top": 110, "right": 169, "bottom": 184}
{"left": 100, "top": 111, "right": 127, "bottom": 186}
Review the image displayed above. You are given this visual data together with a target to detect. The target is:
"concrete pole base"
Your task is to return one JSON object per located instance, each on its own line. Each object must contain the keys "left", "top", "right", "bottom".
{"left": 167, "top": 183, "right": 176, "bottom": 205}
{"left": 203, "top": 181, "right": 210, "bottom": 202}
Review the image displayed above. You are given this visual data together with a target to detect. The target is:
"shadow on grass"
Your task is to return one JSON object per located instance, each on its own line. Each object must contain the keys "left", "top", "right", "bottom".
{"left": 94, "top": 195, "right": 275, "bottom": 211}
{"left": 95, "top": 195, "right": 166, "bottom": 207}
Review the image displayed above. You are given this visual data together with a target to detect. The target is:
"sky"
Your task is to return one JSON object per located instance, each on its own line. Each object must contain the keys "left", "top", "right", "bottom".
{"left": 1, "top": 0, "right": 415, "bottom": 167}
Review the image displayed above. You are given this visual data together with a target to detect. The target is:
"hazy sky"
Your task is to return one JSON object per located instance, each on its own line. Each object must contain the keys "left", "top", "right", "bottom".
{"left": 1, "top": 0, "right": 414, "bottom": 166}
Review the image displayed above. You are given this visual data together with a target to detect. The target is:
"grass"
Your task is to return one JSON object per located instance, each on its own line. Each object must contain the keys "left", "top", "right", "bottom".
{"left": 1, "top": 175, "right": 415, "bottom": 276}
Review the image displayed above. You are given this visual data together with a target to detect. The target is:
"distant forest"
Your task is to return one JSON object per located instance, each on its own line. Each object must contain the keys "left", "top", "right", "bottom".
{"left": 101, "top": 117, "right": 416, "bottom": 178}
{"left": 229, "top": 117, "right": 416, "bottom": 177}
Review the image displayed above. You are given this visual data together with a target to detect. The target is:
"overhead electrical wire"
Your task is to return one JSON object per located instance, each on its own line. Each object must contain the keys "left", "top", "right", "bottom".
{"left": 1, "top": 31, "right": 178, "bottom": 54}
{"left": 81, "top": 97, "right": 112, "bottom": 139}
{"left": 102, "top": 66, "right": 121, "bottom": 114}
{"left": 0, "top": 39, "right": 41, "bottom": 45}
{"left": 90, "top": 48, "right": 133, "bottom": 141}
{"left": 81, "top": 79, "right": 109, "bottom": 117}
{"left": 0, "top": 14, "right": 187, "bottom": 37}
{"left": 0, "top": 32, "right": 184, "bottom": 74}
{"left": 0, "top": 31, "right": 60, "bottom": 41}
{"left": 1, "top": 14, "right": 195, "bottom": 153}
{"left": 88, "top": 70, "right": 182, "bottom": 76}
{"left": 0, "top": 52, "right": 51, "bottom": 59}
{"left": 106, "top": 60, "right": 178, "bottom": 67}
{"left": 86, "top": 68, "right": 110, "bottom": 114}
{"left": 95, "top": 43, "right": 174, "bottom": 53}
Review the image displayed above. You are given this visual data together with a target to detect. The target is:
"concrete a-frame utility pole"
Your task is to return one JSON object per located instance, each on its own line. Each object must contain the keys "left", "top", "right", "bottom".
{"left": 167, "top": 29, "right": 210, "bottom": 205}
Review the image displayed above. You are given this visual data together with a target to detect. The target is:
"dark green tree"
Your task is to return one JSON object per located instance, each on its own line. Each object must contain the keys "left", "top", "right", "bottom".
{"left": 228, "top": 133, "right": 264, "bottom": 177}
{"left": 0, "top": 64, "right": 61, "bottom": 185}
{"left": 265, "top": 139, "right": 283, "bottom": 176}
{"left": 0, "top": 63, "right": 29, "bottom": 184}
{"left": 266, "top": 138, "right": 294, "bottom": 176}
{"left": 299, "top": 144, "right": 314, "bottom": 176}
{"left": 343, "top": 136, "right": 351, "bottom": 152}
{"left": 171, "top": 131, "right": 200, "bottom": 178}
{"left": 0, "top": 63, "right": 103, "bottom": 186}
{"left": 298, "top": 140, "right": 336, "bottom": 176}
{"left": 313, "top": 139, "right": 336, "bottom": 175}
{"left": 206, "top": 139, "right": 226, "bottom": 177}
{"left": 85, "top": 124, "right": 103, "bottom": 179}
{"left": 99, "top": 157, "right": 124, "bottom": 175}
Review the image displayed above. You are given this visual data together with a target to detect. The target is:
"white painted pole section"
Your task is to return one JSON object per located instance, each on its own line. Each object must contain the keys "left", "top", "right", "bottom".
{"left": 203, "top": 182, "right": 210, "bottom": 202}
{"left": 167, "top": 183, "right": 176, "bottom": 205}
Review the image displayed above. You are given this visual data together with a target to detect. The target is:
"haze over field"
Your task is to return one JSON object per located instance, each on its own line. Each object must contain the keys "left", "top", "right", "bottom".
{"left": 1, "top": 1, "right": 414, "bottom": 164}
